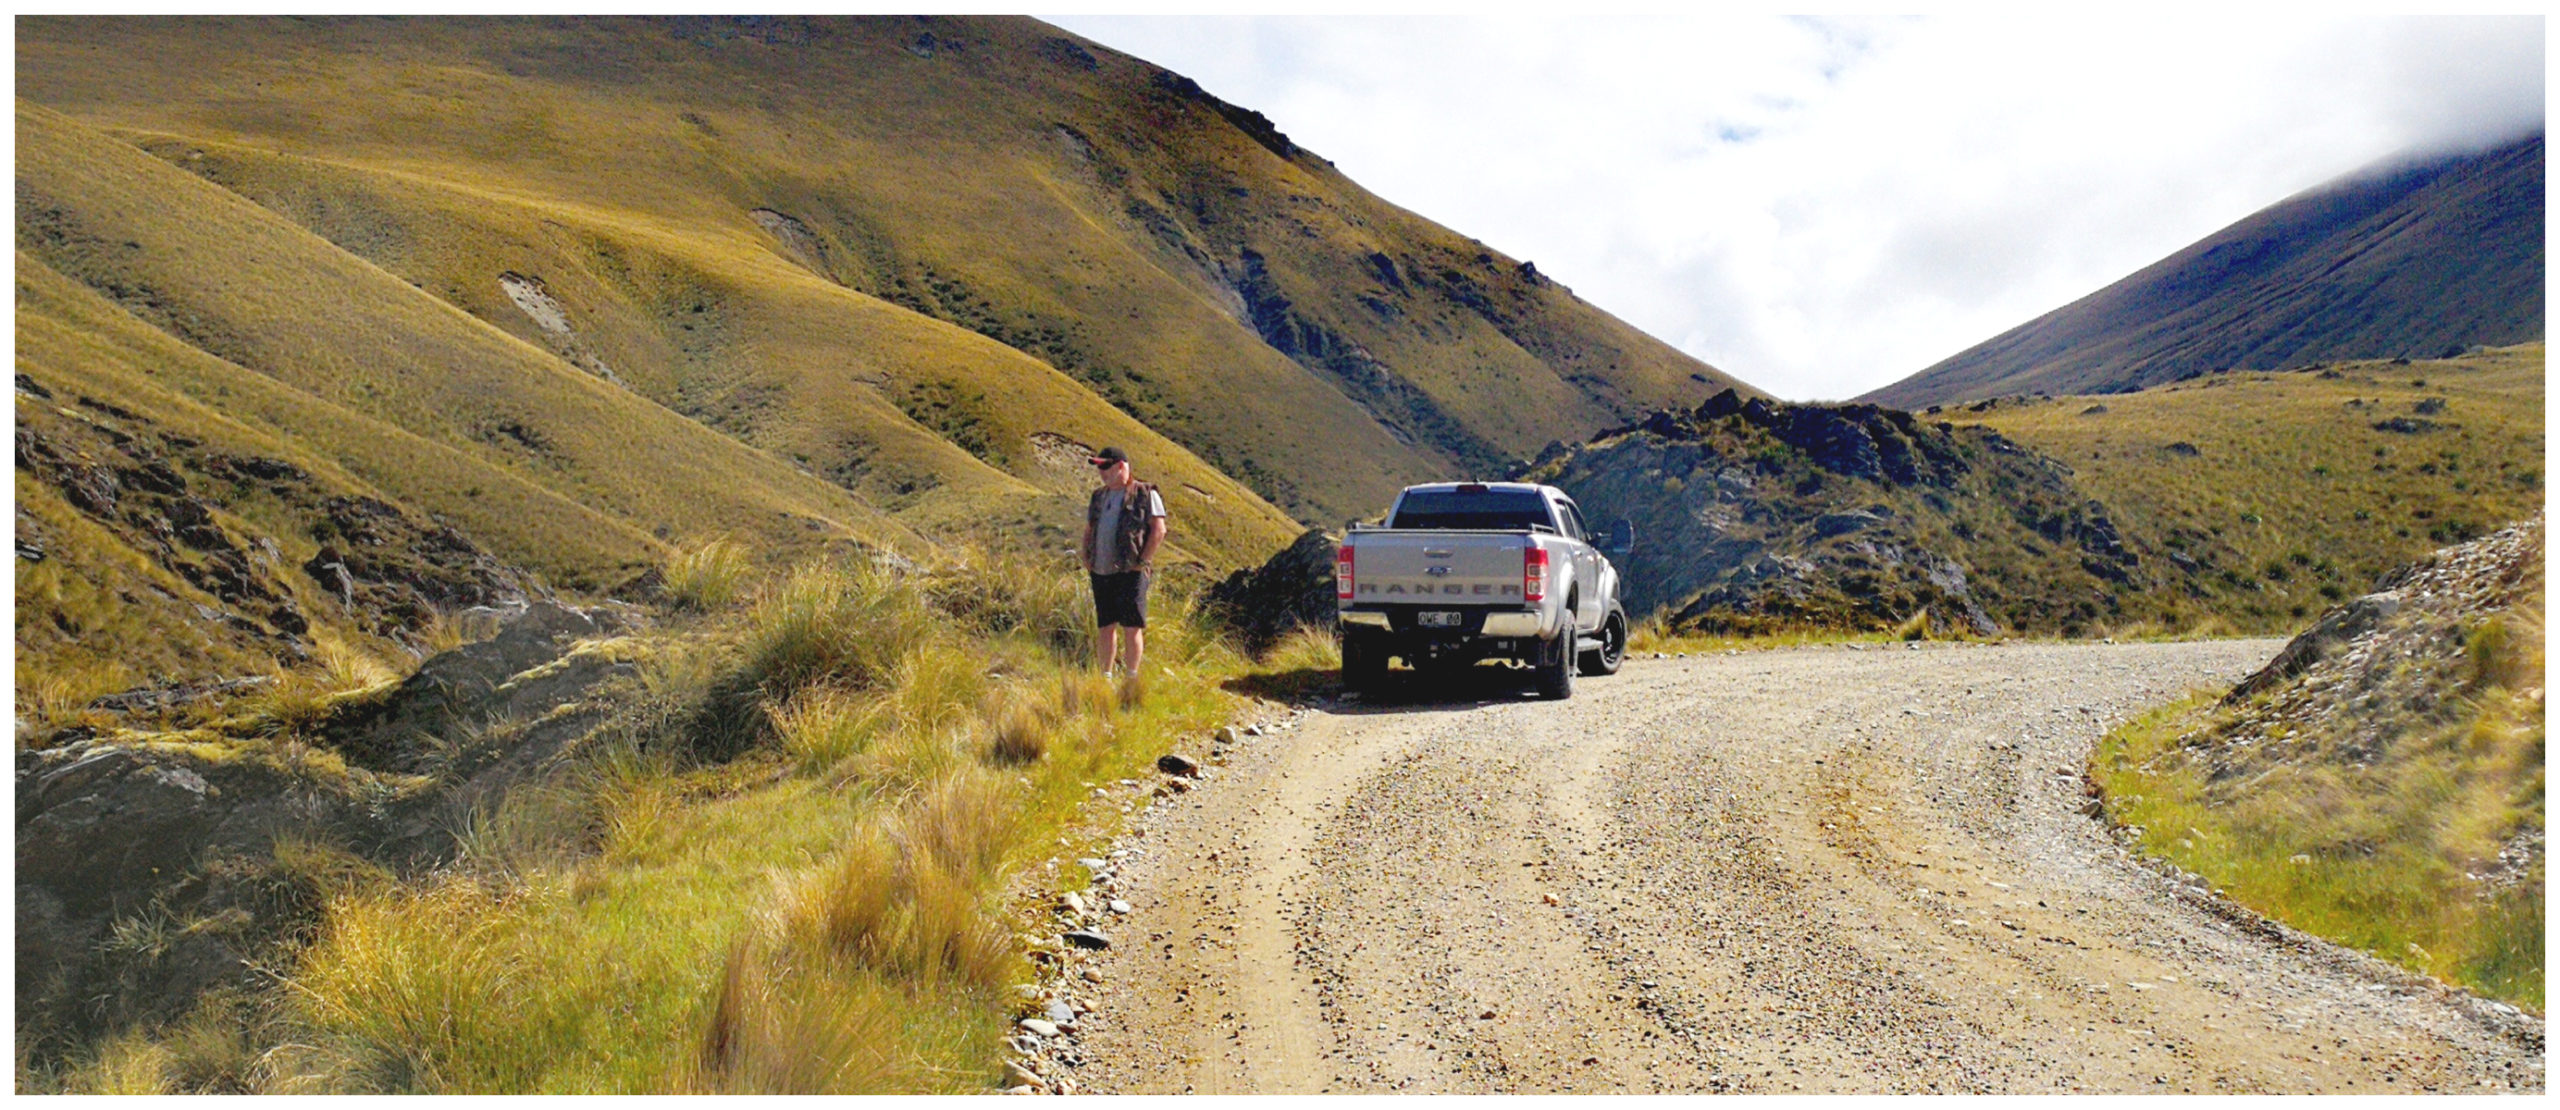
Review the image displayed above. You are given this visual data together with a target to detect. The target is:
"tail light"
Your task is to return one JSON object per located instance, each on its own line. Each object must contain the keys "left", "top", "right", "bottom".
{"left": 1336, "top": 544, "right": 1355, "bottom": 600}
{"left": 1523, "top": 547, "right": 1549, "bottom": 603}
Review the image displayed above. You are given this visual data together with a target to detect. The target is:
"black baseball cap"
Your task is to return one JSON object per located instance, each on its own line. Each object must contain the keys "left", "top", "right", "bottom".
{"left": 1090, "top": 446, "right": 1129, "bottom": 468}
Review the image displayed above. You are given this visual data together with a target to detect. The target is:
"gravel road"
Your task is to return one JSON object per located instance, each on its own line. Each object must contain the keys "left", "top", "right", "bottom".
{"left": 1038, "top": 640, "right": 2544, "bottom": 1094}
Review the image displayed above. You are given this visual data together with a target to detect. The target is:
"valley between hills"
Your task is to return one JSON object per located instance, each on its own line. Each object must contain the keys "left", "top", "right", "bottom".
{"left": 13, "top": 14, "right": 2543, "bottom": 1095}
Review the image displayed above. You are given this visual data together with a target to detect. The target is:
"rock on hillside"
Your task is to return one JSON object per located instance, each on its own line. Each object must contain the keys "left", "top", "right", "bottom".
{"left": 2212, "top": 515, "right": 2543, "bottom": 779}
{"left": 16, "top": 378, "right": 541, "bottom": 686}
{"left": 1523, "top": 391, "right": 2150, "bottom": 637}
{"left": 15, "top": 602, "right": 640, "bottom": 1055}
{"left": 1199, "top": 527, "right": 1338, "bottom": 657}
{"left": 2090, "top": 515, "right": 2544, "bottom": 1003}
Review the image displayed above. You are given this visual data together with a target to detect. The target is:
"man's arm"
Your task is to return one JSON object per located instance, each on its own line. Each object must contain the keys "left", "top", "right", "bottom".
{"left": 1079, "top": 520, "right": 1095, "bottom": 572}
{"left": 1139, "top": 515, "right": 1166, "bottom": 571}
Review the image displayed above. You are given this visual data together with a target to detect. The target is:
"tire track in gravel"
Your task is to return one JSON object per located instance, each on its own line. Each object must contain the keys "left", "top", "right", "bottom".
{"left": 1054, "top": 640, "right": 2545, "bottom": 1095}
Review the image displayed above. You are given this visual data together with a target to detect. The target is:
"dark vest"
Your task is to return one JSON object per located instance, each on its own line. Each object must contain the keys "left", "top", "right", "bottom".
{"left": 1088, "top": 481, "right": 1160, "bottom": 570}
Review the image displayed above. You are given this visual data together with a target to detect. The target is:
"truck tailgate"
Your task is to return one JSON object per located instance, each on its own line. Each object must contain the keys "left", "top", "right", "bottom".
{"left": 1349, "top": 530, "right": 1531, "bottom": 604}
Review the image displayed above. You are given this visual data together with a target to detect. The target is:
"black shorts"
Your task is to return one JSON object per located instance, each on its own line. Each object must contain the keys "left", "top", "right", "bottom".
{"left": 1090, "top": 571, "right": 1151, "bottom": 628}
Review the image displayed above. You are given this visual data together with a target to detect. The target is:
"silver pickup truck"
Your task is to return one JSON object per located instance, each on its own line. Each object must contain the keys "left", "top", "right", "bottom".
{"left": 1336, "top": 482, "right": 1632, "bottom": 699}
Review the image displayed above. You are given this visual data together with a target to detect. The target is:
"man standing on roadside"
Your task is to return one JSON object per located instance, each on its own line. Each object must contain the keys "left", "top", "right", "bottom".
{"left": 1081, "top": 446, "right": 1167, "bottom": 676}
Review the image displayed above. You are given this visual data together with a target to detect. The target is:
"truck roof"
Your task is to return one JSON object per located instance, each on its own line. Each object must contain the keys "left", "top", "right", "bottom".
{"left": 1398, "top": 481, "right": 1554, "bottom": 496}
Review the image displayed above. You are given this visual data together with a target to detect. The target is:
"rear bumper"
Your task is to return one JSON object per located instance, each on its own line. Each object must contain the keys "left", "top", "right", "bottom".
{"left": 1339, "top": 606, "right": 1548, "bottom": 639}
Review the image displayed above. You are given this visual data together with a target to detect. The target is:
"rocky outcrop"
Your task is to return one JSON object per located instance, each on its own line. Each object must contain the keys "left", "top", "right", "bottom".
{"left": 2225, "top": 593, "right": 2404, "bottom": 703}
{"left": 15, "top": 601, "right": 642, "bottom": 1056}
{"left": 1199, "top": 528, "right": 1338, "bottom": 657}
{"left": 2224, "top": 516, "right": 2543, "bottom": 722}
{"left": 1530, "top": 391, "right": 2142, "bottom": 636}
{"left": 14, "top": 378, "right": 540, "bottom": 684}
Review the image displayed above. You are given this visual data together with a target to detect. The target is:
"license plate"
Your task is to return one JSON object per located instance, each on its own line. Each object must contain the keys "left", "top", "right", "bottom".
{"left": 1417, "top": 610, "right": 1462, "bottom": 628}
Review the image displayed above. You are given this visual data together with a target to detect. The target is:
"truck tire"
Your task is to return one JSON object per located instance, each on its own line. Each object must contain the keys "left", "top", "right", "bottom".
{"left": 1579, "top": 603, "right": 1628, "bottom": 676}
{"left": 1534, "top": 630, "right": 1575, "bottom": 700}
{"left": 1341, "top": 629, "right": 1387, "bottom": 695}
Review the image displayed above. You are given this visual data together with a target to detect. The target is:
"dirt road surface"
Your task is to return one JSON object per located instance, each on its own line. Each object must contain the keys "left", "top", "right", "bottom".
{"left": 1044, "top": 640, "right": 2544, "bottom": 1094}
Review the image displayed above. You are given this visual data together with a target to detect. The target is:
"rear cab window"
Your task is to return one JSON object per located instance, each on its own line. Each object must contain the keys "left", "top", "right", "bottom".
{"left": 1387, "top": 487, "right": 1555, "bottom": 531}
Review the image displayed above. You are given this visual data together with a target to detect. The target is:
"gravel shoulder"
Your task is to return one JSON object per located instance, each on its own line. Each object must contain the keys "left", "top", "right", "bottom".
{"left": 1038, "top": 640, "right": 2544, "bottom": 1094}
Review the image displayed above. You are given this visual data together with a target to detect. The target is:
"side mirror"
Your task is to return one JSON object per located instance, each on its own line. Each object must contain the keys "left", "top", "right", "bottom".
{"left": 1603, "top": 518, "right": 1635, "bottom": 559}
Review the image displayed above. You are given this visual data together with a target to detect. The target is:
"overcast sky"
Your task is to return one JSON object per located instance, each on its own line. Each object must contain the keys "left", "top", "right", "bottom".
{"left": 1049, "top": 14, "right": 2544, "bottom": 401}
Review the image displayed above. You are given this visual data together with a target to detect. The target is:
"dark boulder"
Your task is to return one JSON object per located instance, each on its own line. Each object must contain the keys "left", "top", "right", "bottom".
{"left": 1696, "top": 388, "right": 1746, "bottom": 421}
{"left": 1812, "top": 507, "right": 1892, "bottom": 539}
{"left": 1200, "top": 529, "right": 1339, "bottom": 658}
{"left": 330, "top": 602, "right": 634, "bottom": 774}
{"left": 2372, "top": 417, "right": 2442, "bottom": 435}
{"left": 1776, "top": 406, "right": 1885, "bottom": 482}
{"left": 2225, "top": 592, "right": 2403, "bottom": 703}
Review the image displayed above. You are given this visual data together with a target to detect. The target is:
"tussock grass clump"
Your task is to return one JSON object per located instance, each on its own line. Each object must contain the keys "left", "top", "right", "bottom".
{"left": 664, "top": 538, "right": 754, "bottom": 613}
{"left": 767, "top": 689, "right": 884, "bottom": 775}
{"left": 773, "top": 773, "right": 1020, "bottom": 984}
{"left": 237, "top": 633, "right": 401, "bottom": 740}
{"left": 1263, "top": 625, "right": 1342, "bottom": 674}
{"left": 979, "top": 685, "right": 1055, "bottom": 767}
{"left": 15, "top": 655, "right": 132, "bottom": 740}
{"left": 1056, "top": 670, "right": 1121, "bottom": 721}
{"left": 43, "top": 1029, "right": 177, "bottom": 1094}
{"left": 923, "top": 545, "right": 1092, "bottom": 661}
{"left": 691, "top": 949, "right": 913, "bottom": 1095}
{"left": 738, "top": 561, "right": 937, "bottom": 699}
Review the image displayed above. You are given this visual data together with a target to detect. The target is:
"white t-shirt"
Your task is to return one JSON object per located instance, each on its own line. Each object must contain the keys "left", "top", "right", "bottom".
{"left": 1092, "top": 486, "right": 1167, "bottom": 574}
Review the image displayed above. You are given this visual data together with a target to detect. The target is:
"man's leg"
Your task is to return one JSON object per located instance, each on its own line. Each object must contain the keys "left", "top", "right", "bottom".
{"left": 1120, "top": 626, "right": 1145, "bottom": 674}
{"left": 1097, "top": 623, "right": 1123, "bottom": 673}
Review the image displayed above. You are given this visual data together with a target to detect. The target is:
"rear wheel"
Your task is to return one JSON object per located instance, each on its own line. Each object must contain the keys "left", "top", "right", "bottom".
{"left": 1534, "top": 630, "right": 1575, "bottom": 700}
{"left": 1340, "top": 629, "right": 1387, "bottom": 695}
{"left": 1579, "top": 604, "right": 1628, "bottom": 676}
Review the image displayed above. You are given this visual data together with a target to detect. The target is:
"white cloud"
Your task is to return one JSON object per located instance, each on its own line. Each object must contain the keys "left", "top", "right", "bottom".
{"left": 1051, "top": 13, "right": 2543, "bottom": 401}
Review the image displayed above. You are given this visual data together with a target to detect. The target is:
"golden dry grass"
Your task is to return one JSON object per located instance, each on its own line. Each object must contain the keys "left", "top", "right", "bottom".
{"left": 2093, "top": 566, "right": 2545, "bottom": 1008}
{"left": 17, "top": 15, "right": 1739, "bottom": 542}
{"left": 54, "top": 553, "right": 1251, "bottom": 1094}
{"left": 1965, "top": 345, "right": 2543, "bottom": 631}
{"left": 663, "top": 538, "right": 754, "bottom": 612}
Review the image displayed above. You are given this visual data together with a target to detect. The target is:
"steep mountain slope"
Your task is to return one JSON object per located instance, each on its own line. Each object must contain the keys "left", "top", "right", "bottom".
{"left": 17, "top": 15, "right": 1751, "bottom": 531}
{"left": 13, "top": 100, "right": 899, "bottom": 688}
{"left": 1866, "top": 134, "right": 2543, "bottom": 408}
{"left": 15, "top": 94, "right": 1299, "bottom": 692}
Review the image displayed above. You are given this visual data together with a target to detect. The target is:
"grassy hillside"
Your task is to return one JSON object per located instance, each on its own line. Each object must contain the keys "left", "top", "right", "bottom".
{"left": 2093, "top": 517, "right": 2543, "bottom": 1009}
{"left": 19, "top": 543, "right": 1296, "bottom": 1093}
{"left": 18, "top": 99, "right": 934, "bottom": 697}
{"left": 17, "top": 15, "right": 1751, "bottom": 530}
{"left": 1959, "top": 344, "right": 2544, "bottom": 629}
{"left": 1868, "top": 134, "right": 2543, "bottom": 407}
{"left": 1523, "top": 345, "right": 2540, "bottom": 640}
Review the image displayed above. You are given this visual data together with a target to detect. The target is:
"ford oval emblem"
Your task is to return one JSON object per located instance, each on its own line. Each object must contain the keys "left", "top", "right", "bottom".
{"left": 1425, "top": 565, "right": 1452, "bottom": 577}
